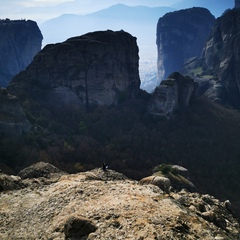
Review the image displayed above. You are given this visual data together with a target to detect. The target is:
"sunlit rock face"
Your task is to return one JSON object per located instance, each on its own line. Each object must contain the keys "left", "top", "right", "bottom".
{"left": 156, "top": 7, "right": 215, "bottom": 82}
{"left": 8, "top": 30, "right": 140, "bottom": 110}
{"left": 0, "top": 19, "right": 42, "bottom": 87}
{"left": 202, "top": 9, "right": 240, "bottom": 108}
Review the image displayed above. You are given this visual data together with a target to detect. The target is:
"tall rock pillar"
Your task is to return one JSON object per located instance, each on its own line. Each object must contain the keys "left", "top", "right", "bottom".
{"left": 156, "top": 7, "right": 215, "bottom": 82}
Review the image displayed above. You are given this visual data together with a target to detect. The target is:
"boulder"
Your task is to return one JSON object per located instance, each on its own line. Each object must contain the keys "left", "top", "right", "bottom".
{"left": 171, "top": 165, "right": 189, "bottom": 178}
{"left": 156, "top": 7, "right": 215, "bottom": 81}
{"left": 0, "top": 173, "right": 24, "bottom": 191}
{"left": 152, "top": 164, "right": 196, "bottom": 192}
{"left": 0, "top": 19, "right": 42, "bottom": 87}
{"left": 139, "top": 175, "right": 170, "bottom": 192}
{"left": 85, "top": 168, "right": 128, "bottom": 181}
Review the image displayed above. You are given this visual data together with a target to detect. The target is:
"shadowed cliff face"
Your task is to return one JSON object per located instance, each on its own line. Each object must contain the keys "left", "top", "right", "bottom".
{"left": 0, "top": 19, "right": 43, "bottom": 87}
{"left": 0, "top": 88, "right": 31, "bottom": 137}
{"left": 148, "top": 72, "right": 196, "bottom": 118}
{"left": 202, "top": 9, "right": 240, "bottom": 108}
{"left": 235, "top": 0, "right": 240, "bottom": 8}
{"left": 8, "top": 30, "right": 140, "bottom": 110}
{"left": 156, "top": 7, "right": 215, "bottom": 82}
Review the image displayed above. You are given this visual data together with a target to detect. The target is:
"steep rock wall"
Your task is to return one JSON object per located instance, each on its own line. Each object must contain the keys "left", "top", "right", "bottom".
{"left": 202, "top": 9, "right": 240, "bottom": 108}
{"left": 0, "top": 19, "right": 43, "bottom": 87}
{"left": 156, "top": 7, "right": 215, "bottom": 81}
{"left": 8, "top": 30, "right": 140, "bottom": 110}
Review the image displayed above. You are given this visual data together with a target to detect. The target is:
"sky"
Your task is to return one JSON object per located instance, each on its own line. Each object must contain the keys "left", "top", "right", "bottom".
{"left": 0, "top": 0, "right": 179, "bottom": 23}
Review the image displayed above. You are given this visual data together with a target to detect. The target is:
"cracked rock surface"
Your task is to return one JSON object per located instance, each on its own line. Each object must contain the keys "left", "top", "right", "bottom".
{"left": 0, "top": 168, "right": 239, "bottom": 239}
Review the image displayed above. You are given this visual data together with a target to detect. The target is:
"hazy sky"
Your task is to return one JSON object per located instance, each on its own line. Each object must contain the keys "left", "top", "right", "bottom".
{"left": 0, "top": 0, "right": 178, "bottom": 23}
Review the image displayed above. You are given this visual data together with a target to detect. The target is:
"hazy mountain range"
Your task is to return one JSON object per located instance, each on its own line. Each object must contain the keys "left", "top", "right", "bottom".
{"left": 40, "top": 0, "right": 233, "bottom": 47}
{"left": 40, "top": 4, "right": 174, "bottom": 47}
{"left": 4, "top": 0, "right": 234, "bottom": 22}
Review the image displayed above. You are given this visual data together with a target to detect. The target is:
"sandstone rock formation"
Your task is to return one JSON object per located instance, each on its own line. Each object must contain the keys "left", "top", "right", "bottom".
{"left": 148, "top": 72, "right": 196, "bottom": 118}
{"left": 8, "top": 30, "right": 140, "bottom": 110}
{"left": 0, "top": 88, "right": 31, "bottom": 137}
{"left": 0, "top": 19, "right": 42, "bottom": 87}
{"left": 202, "top": 9, "right": 240, "bottom": 108}
{"left": 156, "top": 7, "right": 215, "bottom": 81}
{"left": 0, "top": 166, "right": 239, "bottom": 239}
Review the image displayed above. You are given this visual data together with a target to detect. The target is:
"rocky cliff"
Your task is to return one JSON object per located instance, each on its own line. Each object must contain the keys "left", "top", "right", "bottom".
{"left": 148, "top": 72, "right": 196, "bottom": 118}
{"left": 0, "top": 19, "right": 42, "bottom": 87}
{"left": 8, "top": 30, "right": 140, "bottom": 110}
{"left": 156, "top": 7, "right": 215, "bottom": 81}
{"left": 235, "top": 0, "right": 240, "bottom": 8}
{"left": 0, "top": 163, "right": 239, "bottom": 239}
{"left": 202, "top": 9, "right": 240, "bottom": 108}
{"left": 0, "top": 88, "right": 31, "bottom": 137}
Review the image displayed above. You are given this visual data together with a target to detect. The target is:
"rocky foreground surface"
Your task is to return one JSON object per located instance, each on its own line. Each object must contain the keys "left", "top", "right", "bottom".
{"left": 0, "top": 163, "right": 239, "bottom": 240}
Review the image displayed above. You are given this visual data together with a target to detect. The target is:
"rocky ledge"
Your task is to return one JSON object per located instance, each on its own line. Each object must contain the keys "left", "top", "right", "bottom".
{"left": 0, "top": 163, "right": 239, "bottom": 239}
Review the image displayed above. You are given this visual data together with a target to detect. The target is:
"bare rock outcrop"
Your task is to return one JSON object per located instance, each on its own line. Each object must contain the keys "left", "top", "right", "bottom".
{"left": 152, "top": 163, "right": 195, "bottom": 192}
{"left": 0, "top": 173, "right": 24, "bottom": 191}
{"left": 156, "top": 7, "right": 215, "bottom": 81}
{"left": 85, "top": 168, "right": 128, "bottom": 181}
{"left": 18, "top": 161, "right": 66, "bottom": 179}
{"left": 0, "top": 169, "right": 239, "bottom": 239}
{"left": 148, "top": 72, "right": 196, "bottom": 118}
{"left": 0, "top": 19, "right": 42, "bottom": 87}
{"left": 8, "top": 30, "right": 140, "bottom": 110}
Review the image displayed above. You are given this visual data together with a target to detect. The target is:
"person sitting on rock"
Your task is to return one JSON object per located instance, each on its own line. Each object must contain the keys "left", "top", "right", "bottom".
{"left": 102, "top": 162, "right": 108, "bottom": 171}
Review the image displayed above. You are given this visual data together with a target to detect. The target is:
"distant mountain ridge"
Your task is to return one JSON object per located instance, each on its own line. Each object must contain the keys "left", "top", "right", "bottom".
{"left": 40, "top": 4, "right": 174, "bottom": 47}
